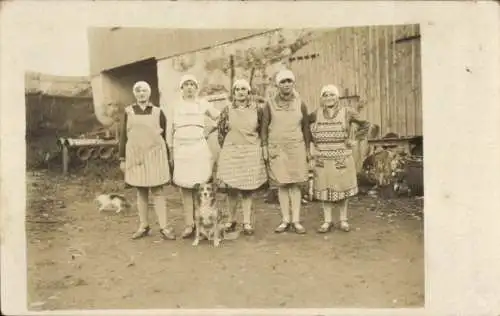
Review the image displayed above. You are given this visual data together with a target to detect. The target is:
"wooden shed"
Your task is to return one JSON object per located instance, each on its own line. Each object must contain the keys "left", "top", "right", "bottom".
{"left": 25, "top": 71, "right": 97, "bottom": 138}
{"left": 289, "top": 24, "right": 422, "bottom": 139}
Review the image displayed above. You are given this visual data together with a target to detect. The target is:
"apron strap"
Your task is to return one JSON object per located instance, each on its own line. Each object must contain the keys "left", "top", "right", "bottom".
{"left": 173, "top": 124, "right": 204, "bottom": 136}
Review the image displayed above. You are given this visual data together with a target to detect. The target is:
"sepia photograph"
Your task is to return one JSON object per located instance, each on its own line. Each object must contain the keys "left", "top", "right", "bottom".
{"left": 0, "top": 0, "right": 500, "bottom": 316}
{"left": 25, "top": 25, "right": 425, "bottom": 310}
{"left": 2, "top": 1, "right": 500, "bottom": 315}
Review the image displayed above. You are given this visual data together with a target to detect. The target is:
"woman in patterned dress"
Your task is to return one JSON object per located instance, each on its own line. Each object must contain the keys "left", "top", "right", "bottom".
{"left": 309, "top": 84, "right": 370, "bottom": 233}
{"left": 261, "top": 69, "right": 312, "bottom": 234}
{"left": 166, "top": 74, "right": 221, "bottom": 239}
{"left": 216, "top": 79, "right": 268, "bottom": 235}
{"left": 118, "top": 81, "right": 175, "bottom": 240}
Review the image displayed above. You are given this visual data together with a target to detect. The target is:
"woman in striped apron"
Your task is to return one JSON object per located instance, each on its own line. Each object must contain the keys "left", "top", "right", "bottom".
{"left": 261, "top": 69, "right": 312, "bottom": 234}
{"left": 118, "top": 81, "right": 175, "bottom": 240}
{"left": 166, "top": 74, "right": 221, "bottom": 239}
{"left": 309, "top": 84, "right": 371, "bottom": 233}
{"left": 216, "top": 79, "right": 268, "bottom": 235}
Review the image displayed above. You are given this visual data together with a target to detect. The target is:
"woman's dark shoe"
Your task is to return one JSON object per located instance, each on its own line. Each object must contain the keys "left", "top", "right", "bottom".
{"left": 242, "top": 223, "right": 254, "bottom": 235}
{"left": 339, "top": 220, "right": 351, "bottom": 232}
{"left": 159, "top": 227, "right": 176, "bottom": 240}
{"left": 317, "top": 222, "right": 334, "bottom": 234}
{"left": 131, "top": 226, "right": 150, "bottom": 240}
{"left": 181, "top": 225, "right": 195, "bottom": 239}
{"left": 292, "top": 222, "right": 306, "bottom": 234}
{"left": 274, "top": 222, "right": 290, "bottom": 233}
{"left": 224, "top": 221, "right": 237, "bottom": 232}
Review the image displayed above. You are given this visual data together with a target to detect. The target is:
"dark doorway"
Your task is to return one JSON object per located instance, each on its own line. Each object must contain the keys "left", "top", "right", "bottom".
{"left": 103, "top": 58, "right": 160, "bottom": 106}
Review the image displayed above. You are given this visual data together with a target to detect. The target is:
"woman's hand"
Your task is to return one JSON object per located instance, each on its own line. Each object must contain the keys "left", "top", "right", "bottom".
{"left": 262, "top": 146, "right": 269, "bottom": 162}
{"left": 310, "top": 145, "right": 319, "bottom": 159}
{"left": 307, "top": 148, "right": 315, "bottom": 170}
{"left": 119, "top": 160, "right": 126, "bottom": 172}
{"left": 308, "top": 156, "right": 315, "bottom": 170}
{"left": 345, "top": 139, "right": 356, "bottom": 148}
{"left": 168, "top": 147, "right": 174, "bottom": 168}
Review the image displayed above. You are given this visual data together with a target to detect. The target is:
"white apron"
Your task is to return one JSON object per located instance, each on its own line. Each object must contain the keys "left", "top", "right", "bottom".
{"left": 172, "top": 100, "right": 213, "bottom": 188}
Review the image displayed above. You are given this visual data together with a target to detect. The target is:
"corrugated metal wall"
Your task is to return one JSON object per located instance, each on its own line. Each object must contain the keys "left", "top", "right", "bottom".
{"left": 290, "top": 24, "right": 422, "bottom": 138}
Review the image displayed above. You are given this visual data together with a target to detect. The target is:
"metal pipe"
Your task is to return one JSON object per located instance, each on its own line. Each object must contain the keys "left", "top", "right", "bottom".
{"left": 65, "top": 138, "right": 118, "bottom": 148}
{"left": 99, "top": 146, "right": 115, "bottom": 160}
{"left": 76, "top": 147, "right": 93, "bottom": 161}
{"left": 91, "top": 147, "right": 101, "bottom": 159}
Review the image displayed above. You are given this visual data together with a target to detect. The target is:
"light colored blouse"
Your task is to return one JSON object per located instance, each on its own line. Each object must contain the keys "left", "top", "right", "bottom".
{"left": 166, "top": 98, "right": 220, "bottom": 146}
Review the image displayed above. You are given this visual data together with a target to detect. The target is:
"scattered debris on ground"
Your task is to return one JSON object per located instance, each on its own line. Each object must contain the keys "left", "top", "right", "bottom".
{"left": 26, "top": 169, "right": 424, "bottom": 310}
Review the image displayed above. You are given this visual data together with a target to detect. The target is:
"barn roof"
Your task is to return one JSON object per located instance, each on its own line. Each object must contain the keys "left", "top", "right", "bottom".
{"left": 87, "top": 28, "right": 276, "bottom": 76}
{"left": 25, "top": 71, "right": 92, "bottom": 98}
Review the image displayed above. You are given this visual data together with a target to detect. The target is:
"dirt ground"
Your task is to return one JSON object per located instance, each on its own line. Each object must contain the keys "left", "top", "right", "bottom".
{"left": 26, "top": 168, "right": 424, "bottom": 311}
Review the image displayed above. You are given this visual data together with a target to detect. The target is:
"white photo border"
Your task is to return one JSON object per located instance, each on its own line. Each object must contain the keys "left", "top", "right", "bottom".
{"left": 1, "top": 1, "right": 499, "bottom": 315}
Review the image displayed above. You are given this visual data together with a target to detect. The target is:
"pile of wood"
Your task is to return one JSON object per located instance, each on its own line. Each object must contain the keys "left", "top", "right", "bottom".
{"left": 361, "top": 147, "right": 423, "bottom": 198}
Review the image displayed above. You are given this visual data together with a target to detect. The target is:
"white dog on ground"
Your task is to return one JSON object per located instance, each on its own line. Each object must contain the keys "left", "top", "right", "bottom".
{"left": 95, "top": 194, "right": 131, "bottom": 214}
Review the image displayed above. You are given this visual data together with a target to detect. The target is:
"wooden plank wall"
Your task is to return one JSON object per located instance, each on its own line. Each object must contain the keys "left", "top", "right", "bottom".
{"left": 291, "top": 24, "right": 422, "bottom": 138}
{"left": 25, "top": 94, "right": 98, "bottom": 138}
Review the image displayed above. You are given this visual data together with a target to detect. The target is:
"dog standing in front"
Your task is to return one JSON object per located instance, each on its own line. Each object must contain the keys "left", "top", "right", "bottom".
{"left": 192, "top": 182, "right": 224, "bottom": 247}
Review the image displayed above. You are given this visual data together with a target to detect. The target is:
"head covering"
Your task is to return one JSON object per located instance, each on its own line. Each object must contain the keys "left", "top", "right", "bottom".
{"left": 320, "top": 84, "right": 340, "bottom": 97}
{"left": 132, "top": 81, "right": 151, "bottom": 93}
{"left": 179, "top": 74, "right": 199, "bottom": 89}
{"left": 275, "top": 69, "right": 295, "bottom": 84}
{"left": 232, "top": 79, "right": 251, "bottom": 91}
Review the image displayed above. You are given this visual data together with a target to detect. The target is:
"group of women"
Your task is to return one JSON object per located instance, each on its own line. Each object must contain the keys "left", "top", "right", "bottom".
{"left": 118, "top": 69, "right": 371, "bottom": 241}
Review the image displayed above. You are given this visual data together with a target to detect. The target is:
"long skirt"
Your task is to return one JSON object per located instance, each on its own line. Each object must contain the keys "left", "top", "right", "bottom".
{"left": 313, "top": 149, "right": 358, "bottom": 202}
{"left": 173, "top": 137, "right": 213, "bottom": 188}
{"left": 267, "top": 141, "right": 308, "bottom": 186}
{"left": 217, "top": 144, "right": 267, "bottom": 190}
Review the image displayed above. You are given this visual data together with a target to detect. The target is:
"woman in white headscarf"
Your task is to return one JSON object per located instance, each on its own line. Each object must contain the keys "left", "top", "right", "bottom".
{"left": 261, "top": 69, "right": 312, "bottom": 234}
{"left": 309, "top": 84, "right": 371, "bottom": 233}
{"left": 118, "top": 81, "right": 175, "bottom": 240}
{"left": 216, "top": 79, "right": 268, "bottom": 235}
{"left": 166, "top": 74, "right": 221, "bottom": 239}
